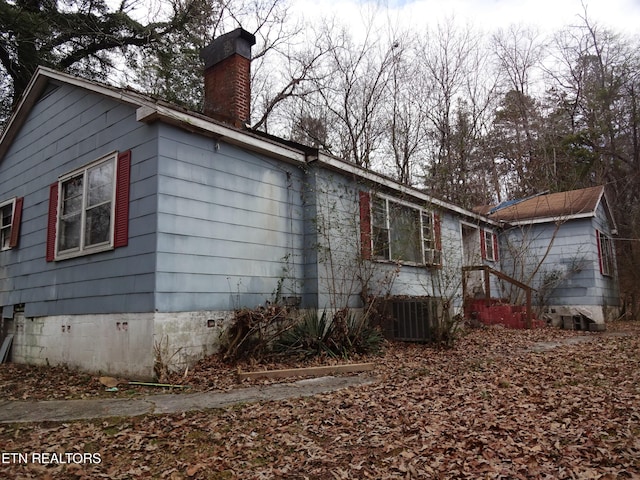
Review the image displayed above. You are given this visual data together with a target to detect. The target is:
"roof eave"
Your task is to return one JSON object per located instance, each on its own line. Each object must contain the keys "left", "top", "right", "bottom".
{"left": 598, "top": 188, "right": 619, "bottom": 234}
{"left": 0, "top": 67, "right": 158, "bottom": 162}
{"left": 0, "top": 66, "right": 306, "bottom": 166}
{"left": 501, "top": 211, "right": 596, "bottom": 226}
{"left": 311, "top": 151, "right": 498, "bottom": 225}
{"left": 0, "top": 67, "right": 52, "bottom": 162}
{"left": 135, "top": 105, "right": 306, "bottom": 165}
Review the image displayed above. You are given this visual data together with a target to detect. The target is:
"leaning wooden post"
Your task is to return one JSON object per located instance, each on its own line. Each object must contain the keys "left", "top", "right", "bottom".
{"left": 484, "top": 267, "right": 491, "bottom": 306}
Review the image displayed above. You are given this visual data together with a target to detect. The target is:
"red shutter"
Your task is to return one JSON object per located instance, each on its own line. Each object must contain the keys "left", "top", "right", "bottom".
{"left": 114, "top": 150, "right": 131, "bottom": 248}
{"left": 480, "top": 229, "right": 486, "bottom": 259}
{"left": 359, "top": 191, "right": 371, "bottom": 260}
{"left": 493, "top": 233, "right": 499, "bottom": 262}
{"left": 434, "top": 213, "right": 442, "bottom": 251}
{"left": 46, "top": 183, "right": 59, "bottom": 262}
{"left": 595, "top": 229, "right": 604, "bottom": 274}
{"left": 8, "top": 196, "right": 23, "bottom": 248}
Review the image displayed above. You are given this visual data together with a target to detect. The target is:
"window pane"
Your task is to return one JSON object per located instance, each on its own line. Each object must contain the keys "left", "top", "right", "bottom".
{"left": 1, "top": 203, "right": 12, "bottom": 248}
{"left": 422, "top": 213, "right": 434, "bottom": 251}
{"left": 62, "top": 176, "right": 83, "bottom": 215}
{"left": 389, "top": 203, "right": 421, "bottom": 263}
{"left": 59, "top": 213, "right": 81, "bottom": 251}
{"left": 373, "top": 226, "right": 390, "bottom": 259}
{"left": 1, "top": 205, "right": 12, "bottom": 227}
{"left": 372, "top": 197, "right": 386, "bottom": 227}
{"left": 485, "top": 232, "right": 494, "bottom": 260}
{"left": 1, "top": 227, "right": 9, "bottom": 249}
{"left": 372, "top": 197, "right": 389, "bottom": 259}
{"left": 85, "top": 203, "right": 111, "bottom": 246}
{"left": 87, "top": 161, "right": 114, "bottom": 207}
{"left": 600, "top": 233, "right": 613, "bottom": 276}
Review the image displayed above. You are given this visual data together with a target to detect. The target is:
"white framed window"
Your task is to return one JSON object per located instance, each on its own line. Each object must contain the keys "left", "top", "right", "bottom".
{"left": 0, "top": 198, "right": 15, "bottom": 251}
{"left": 598, "top": 231, "right": 614, "bottom": 277}
{"left": 482, "top": 229, "right": 498, "bottom": 262}
{"left": 370, "top": 195, "right": 441, "bottom": 266}
{"left": 55, "top": 152, "right": 117, "bottom": 259}
{"left": 422, "top": 211, "right": 442, "bottom": 265}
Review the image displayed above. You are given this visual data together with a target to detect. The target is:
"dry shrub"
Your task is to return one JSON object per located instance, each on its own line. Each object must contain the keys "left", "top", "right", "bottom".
{"left": 220, "top": 304, "right": 295, "bottom": 362}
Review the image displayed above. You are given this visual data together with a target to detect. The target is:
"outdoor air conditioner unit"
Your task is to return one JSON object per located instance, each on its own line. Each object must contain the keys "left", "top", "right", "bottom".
{"left": 390, "top": 297, "right": 444, "bottom": 342}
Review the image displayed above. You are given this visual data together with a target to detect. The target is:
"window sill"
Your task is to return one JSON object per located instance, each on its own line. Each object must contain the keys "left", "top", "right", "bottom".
{"left": 54, "top": 243, "right": 114, "bottom": 261}
{"left": 371, "top": 258, "right": 441, "bottom": 269}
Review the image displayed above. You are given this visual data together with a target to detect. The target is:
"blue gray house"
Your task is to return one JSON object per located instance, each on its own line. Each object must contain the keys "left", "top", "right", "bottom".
{"left": 0, "top": 29, "right": 620, "bottom": 377}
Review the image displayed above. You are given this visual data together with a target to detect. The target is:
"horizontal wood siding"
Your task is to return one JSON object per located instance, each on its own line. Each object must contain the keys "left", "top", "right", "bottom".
{"left": 500, "top": 216, "right": 618, "bottom": 307}
{"left": 0, "top": 84, "right": 158, "bottom": 316}
{"left": 301, "top": 168, "right": 320, "bottom": 308}
{"left": 312, "top": 170, "right": 365, "bottom": 309}
{"left": 311, "top": 169, "right": 462, "bottom": 310}
{"left": 154, "top": 125, "right": 305, "bottom": 312}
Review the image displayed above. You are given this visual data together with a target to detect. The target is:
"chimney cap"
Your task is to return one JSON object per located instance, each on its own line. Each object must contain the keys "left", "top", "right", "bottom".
{"left": 200, "top": 28, "right": 257, "bottom": 69}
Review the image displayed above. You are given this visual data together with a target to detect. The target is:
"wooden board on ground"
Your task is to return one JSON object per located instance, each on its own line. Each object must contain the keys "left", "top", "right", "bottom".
{"left": 237, "top": 362, "right": 375, "bottom": 381}
{"left": 0, "top": 334, "right": 14, "bottom": 363}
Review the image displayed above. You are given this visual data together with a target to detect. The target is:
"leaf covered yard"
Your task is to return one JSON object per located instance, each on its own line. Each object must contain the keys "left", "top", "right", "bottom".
{"left": 1, "top": 323, "right": 639, "bottom": 479}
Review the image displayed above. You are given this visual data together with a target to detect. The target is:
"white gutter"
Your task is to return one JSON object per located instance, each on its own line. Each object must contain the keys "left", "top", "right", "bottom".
{"left": 497, "top": 211, "right": 596, "bottom": 226}
{"left": 135, "top": 105, "right": 306, "bottom": 164}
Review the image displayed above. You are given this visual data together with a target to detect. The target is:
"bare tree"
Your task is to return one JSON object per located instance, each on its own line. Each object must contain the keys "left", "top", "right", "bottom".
{"left": 546, "top": 12, "right": 635, "bottom": 183}
{"left": 418, "top": 19, "right": 499, "bottom": 207}
{"left": 493, "top": 25, "right": 545, "bottom": 98}
{"left": 383, "top": 33, "right": 431, "bottom": 185}
{"left": 294, "top": 13, "right": 396, "bottom": 168}
{"left": 486, "top": 25, "right": 546, "bottom": 198}
{"left": 250, "top": 19, "right": 336, "bottom": 133}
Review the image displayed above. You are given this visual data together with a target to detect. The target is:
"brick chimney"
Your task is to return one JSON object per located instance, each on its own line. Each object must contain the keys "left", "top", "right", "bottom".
{"left": 200, "top": 28, "right": 256, "bottom": 128}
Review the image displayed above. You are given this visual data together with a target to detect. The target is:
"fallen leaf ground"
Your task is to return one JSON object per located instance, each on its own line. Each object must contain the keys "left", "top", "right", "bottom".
{"left": 1, "top": 322, "right": 639, "bottom": 479}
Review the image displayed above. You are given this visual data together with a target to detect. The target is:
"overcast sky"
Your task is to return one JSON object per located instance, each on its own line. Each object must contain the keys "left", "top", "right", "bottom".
{"left": 291, "top": 0, "right": 640, "bottom": 35}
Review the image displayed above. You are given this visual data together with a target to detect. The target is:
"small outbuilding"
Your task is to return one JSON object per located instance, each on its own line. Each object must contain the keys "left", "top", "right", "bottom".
{"left": 478, "top": 186, "right": 619, "bottom": 330}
